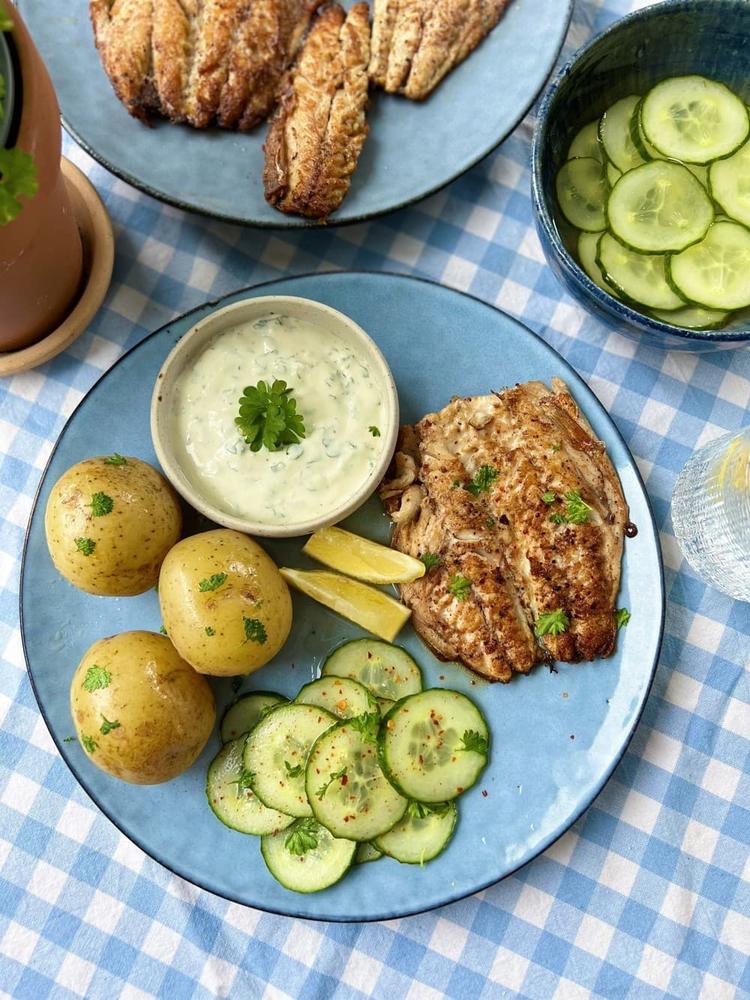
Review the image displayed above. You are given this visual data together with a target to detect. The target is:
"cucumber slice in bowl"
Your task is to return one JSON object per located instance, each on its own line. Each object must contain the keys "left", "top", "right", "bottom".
{"left": 261, "top": 819, "right": 355, "bottom": 893}
{"left": 577, "top": 231, "right": 615, "bottom": 295}
{"left": 379, "top": 690, "right": 489, "bottom": 803}
{"left": 651, "top": 304, "right": 730, "bottom": 331}
{"left": 321, "top": 638, "right": 422, "bottom": 700}
{"left": 669, "top": 221, "right": 750, "bottom": 310}
{"left": 596, "top": 233, "right": 685, "bottom": 310}
{"left": 374, "top": 801, "right": 457, "bottom": 865}
{"left": 220, "top": 691, "right": 287, "bottom": 743}
{"left": 306, "top": 714, "right": 407, "bottom": 841}
{"left": 607, "top": 161, "right": 714, "bottom": 253}
{"left": 630, "top": 102, "right": 660, "bottom": 161}
{"left": 206, "top": 738, "right": 293, "bottom": 836}
{"left": 355, "top": 842, "right": 383, "bottom": 864}
{"left": 709, "top": 139, "right": 750, "bottom": 228}
{"left": 599, "top": 95, "right": 646, "bottom": 173}
{"left": 568, "top": 120, "right": 603, "bottom": 163}
{"left": 556, "top": 157, "right": 609, "bottom": 232}
{"left": 244, "top": 703, "right": 337, "bottom": 817}
{"left": 606, "top": 162, "right": 622, "bottom": 187}
{"left": 641, "top": 76, "right": 749, "bottom": 164}
{"left": 295, "top": 676, "right": 378, "bottom": 720}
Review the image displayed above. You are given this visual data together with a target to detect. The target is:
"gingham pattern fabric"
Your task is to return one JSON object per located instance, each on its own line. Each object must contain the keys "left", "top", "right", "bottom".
{"left": 2, "top": 0, "right": 749, "bottom": 996}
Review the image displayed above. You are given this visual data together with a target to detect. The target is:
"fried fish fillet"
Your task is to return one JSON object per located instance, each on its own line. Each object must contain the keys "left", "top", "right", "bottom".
{"left": 263, "top": 3, "right": 370, "bottom": 219}
{"left": 90, "top": 0, "right": 319, "bottom": 129}
{"left": 369, "top": 0, "right": 512, "bottom": 99}
{"left": 379, "top": 380, "right": 629, "bottom": 682}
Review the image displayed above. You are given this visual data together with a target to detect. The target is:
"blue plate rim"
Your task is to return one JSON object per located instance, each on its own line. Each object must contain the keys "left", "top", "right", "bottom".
{"left": 55, "top": 0, "right": 573, "bottom": 230}
{"left": 19, "top": 270, "right": 665, "bottom": 922}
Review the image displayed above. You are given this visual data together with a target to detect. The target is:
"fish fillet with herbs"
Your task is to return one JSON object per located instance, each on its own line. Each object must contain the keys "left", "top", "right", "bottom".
{"left": 379, "top": 380, "right": 630, "bottom": 682}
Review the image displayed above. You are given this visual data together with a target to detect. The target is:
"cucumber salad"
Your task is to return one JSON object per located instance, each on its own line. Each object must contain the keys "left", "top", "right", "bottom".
{"left": 557, "top": 75, "right": 750, "bottom": 330}
{"left": 206, "top": 638, "right": 490, "bottom": 893}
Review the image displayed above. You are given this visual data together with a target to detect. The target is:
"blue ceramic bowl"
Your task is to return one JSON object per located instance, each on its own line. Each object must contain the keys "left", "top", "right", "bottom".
{"left": 532, "top": 0, "right": 750, "bottom": 350}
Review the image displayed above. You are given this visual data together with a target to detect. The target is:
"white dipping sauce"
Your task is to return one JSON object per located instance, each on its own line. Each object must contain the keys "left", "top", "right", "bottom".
{"left": 172, "top": 314, "right": 388, "bottom": 526}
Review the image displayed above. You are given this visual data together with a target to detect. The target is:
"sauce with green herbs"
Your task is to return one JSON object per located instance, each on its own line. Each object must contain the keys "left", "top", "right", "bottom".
{"left": 172, "top": 314, "right": 387, "bottom": 526}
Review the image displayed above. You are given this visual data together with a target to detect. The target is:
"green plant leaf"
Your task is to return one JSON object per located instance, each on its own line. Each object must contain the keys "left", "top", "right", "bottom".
{"left": 0, "top": 148, "right": 39, "bottom": 226}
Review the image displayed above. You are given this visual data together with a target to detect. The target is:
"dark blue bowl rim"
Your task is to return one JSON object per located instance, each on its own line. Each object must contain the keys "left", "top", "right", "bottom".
{"left": 531, "top": 0, "right": 750, "bottom": 344}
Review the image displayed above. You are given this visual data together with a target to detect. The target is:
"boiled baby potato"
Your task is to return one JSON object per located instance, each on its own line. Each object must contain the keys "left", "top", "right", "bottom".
{"left": 45, "top": 454, "right": 182, "bottom": 596}
{"left": 159, "top": 529, "right": 292, "bottom": 676}
{"left": 70, "top": 631, "right": 215, "bottom": 784}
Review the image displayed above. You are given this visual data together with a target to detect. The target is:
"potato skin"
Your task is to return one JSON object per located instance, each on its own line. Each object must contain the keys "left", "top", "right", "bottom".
{"left": 45, "top": 456, "right": 182, "bottom": 596}
{"left": 70, "top": 631, "right": 215, "bottom": 784}
{"left": 159, "top": 529, "right": 292, "bottom": 676}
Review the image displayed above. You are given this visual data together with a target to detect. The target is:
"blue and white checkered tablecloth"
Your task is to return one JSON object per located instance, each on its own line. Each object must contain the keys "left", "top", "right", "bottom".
{"left": 2, "top": 0, "right": 749, "bottom": 996}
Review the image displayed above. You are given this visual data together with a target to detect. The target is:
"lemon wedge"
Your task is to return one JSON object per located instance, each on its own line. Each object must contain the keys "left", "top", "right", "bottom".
{"left": 303, "top": 526, "right": 426, "bottom": 585}
{"left": 279, "top": 568, "right": 411, "bottom": 642}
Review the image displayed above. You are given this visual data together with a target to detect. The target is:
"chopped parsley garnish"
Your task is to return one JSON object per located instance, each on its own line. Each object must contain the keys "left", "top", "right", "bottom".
{"left": 82, "top": 665, "right": 110, "bottom": 692}
{"left": 368, "top": 426, "right": 381, "bottom": 437}
{"left": 448, "top": 574, "right": 471, "bottom": 602}
{"left": 88, "top": 492, "right": 113, "bottom": 517}
{"left": 0, "top": 2, "right": 12, "bottom": 31}
{"left": 451, "top": 479, "right": 461, "bottom": 489}
{"left": 99, "top": 716, "right": 121, "bottom": 736}
{"left": 62, "top": 736, "right": 76, "bottom": 744}
{"left": 564, "top": 490, "right": 592, "bottom": 524}
{"left": 420, "top": 552, "right": 441, "bottom": 571}
{"left": 236, "top": 379, "right": 306, "bottom": 453}
{"left": 485, "top": 516, "right": 496, "bottom": 528}
{"left": 542, "top": 491, "right": 556, "bottom": 504}
{"left": 406, "top": 800, "right": 451, "bottom": 819}
{"left": 457, "top": 730, "right": 489, "bottom": 755}
{"left": 81, "top": 735, "right": 98, "bottom": 754}
{"left": 349, "top": 712, "right": 380, "bottom": 745}
{"left": 199, "top": 573, "right": 227, "bottom": 592}
{"left": 534, "top": 609, "right": 570, "bottom": 637}
{"left": 284, "top": 760, "right": 304, "bottom": 778}
{"left": 0, "top": 148, "right": 39, "bottom": 225}
{"left": 551, "top": 443, "right": 561, "bottom": 453}
{"left": 315, "top": 766, "right": 348, "bottom": 801}
{"left": 549, "top": 512, "right": 568, "bottom": 525}
{"left": 285, "top": 818, "right": 319, "bottom": 855}
{"left": 104, "top": 453, "right": 127, "bottom": 466}
{"left": 75, "top": 537, "right": 96, "bottom": 556}
{"left": 243, "top": 617, "right": 267, "bottom": 645}
{"left": 232, "top": 767, "right": 256, "bottom": 799}
{"left": 615, "top": 608, "right": 631, "bottom": 630}
{"left": 159, "top": 625, "right": 168, "bottom": 636}
{"left": 464, "top": 465, "right": 498, "bottom": 497}
{"left": 204, "top": 626, "right": 215, "bottom": 637}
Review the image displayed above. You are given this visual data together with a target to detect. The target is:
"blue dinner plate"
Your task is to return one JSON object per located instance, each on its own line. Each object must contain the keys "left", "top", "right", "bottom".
{"left": 21, "top": 273, "right": 664, "bottom": 921}
{"left": 18, "top": 0, "right": 572, "bottom": 227}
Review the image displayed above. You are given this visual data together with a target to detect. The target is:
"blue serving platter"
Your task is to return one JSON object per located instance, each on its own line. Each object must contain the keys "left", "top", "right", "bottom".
{"left": 21, "top": 272, "right": 664, "bottom": 921}
{"left": 18, "top": 0, "right": 572, "bottom": 226}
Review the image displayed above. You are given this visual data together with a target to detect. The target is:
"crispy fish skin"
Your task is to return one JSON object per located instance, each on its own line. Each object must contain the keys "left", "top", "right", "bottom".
{"left": 263, "top": 3, "right": 370, "bottom": 220}
{"left": 90, "top": 0, "right": 155, "bottom": 119}
{"left": 380, "top": 380, "right": 629, "bottom": 682}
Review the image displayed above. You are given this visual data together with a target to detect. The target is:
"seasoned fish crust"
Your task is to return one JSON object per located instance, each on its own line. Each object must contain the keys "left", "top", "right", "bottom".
{"left": 90, "top": 0, "right": 319, "bottom": 129}
{"left": 263, "top": 3, "right": 370, "bottom": 219}
{"left": 379, "top": 380, "right": 629, "bottom": 682}
{"left": 369, "top": 0, "right": 513, "bottom": 100}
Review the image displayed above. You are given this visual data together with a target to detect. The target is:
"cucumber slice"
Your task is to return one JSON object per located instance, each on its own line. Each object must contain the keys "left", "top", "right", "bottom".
{"left": 651, "top": 304, "right": 730, "bottom": 330}
{"left": 669, "top": 221, "right": 750, "bottom": 310}
{"left": 374, "top": 802, "right": 457, "bottom": 864}
{"left": 607, "top": 161, "right": 714, "bottom": 252}
{"left": 206, "top": 738, "right": 293, "bottom": 836}
{"left": 355, "top": 842, "right": 383, "bottom": 864}
{"left": 642, "top": 76, "right": 749, "bottom": 164}
{"left": 684, "top": 163, "right": 709, "bottom": 188}
{"left": 577, "top": 231, "right": 614, "bottom": 295}
{"left": 261, "top": 819, "right": 355, "bottom": 893}
{"left": 321, "top": 639, "right": 422, "bottom": 701}
{"left": 379, "top": 690, "right": 489, "bottom": 803}
{"left": 568, "top": 120, "right": 603, "bottom": 163}
{"left": 556, "top": 157, "right": 609, "bottom": 232}
{"left": 295, "top": 676, "right": 378, "bottom": 720}
{"left": 377, "top": 697, "right": 395, "bottom": 716}
{"left": 306, "top": 716, "right": 407, "bottom": 841}
{"left": 606, "top": 162, "right": 622, "bottom": 187}
{"left": 596, "top": 233, "right": 685, "bottom": 309}
{"left": 599, "top": 95, "right": 646, "bottom": 172}
{"left": 244, "top": 703, "right": 336, "bottom": 817}
{"left": 630, "top": 102, "right": 661, "bottom": 160}
{"left": 709, "top": 139, "right": 750, "bottom": 227}
{"left": 220, "top": 692, "right": 287, "bottom": 743}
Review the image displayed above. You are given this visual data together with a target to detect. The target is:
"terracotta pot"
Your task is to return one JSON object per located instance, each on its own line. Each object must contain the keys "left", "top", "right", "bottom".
{"left": 0, "top": 2, "right": 83, "bottom": 353}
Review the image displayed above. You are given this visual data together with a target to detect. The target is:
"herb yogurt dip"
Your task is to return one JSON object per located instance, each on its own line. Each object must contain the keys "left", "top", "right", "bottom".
{"left": 171, "top": 314, "right": 389, "bottom": 527}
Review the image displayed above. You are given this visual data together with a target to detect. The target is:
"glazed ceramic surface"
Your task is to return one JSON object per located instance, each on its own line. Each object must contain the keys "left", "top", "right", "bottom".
{"left": 21, "top": 273, "right": 664, "bottom": 921}
{"left": 18, "top": 0, "right": 571, "bottom": 227}
{"left": 532, "top": 0, "right": 750, "bottom": 349}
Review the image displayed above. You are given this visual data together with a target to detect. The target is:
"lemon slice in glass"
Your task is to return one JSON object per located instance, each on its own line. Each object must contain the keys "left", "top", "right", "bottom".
{"left": 303, "top": 527, "right": 425, "bottom": 585}
{"left": 279, "top": 569, "right": 412, "bottom": 642}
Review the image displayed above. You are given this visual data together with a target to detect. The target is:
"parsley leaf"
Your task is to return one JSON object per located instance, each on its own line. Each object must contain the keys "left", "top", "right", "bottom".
{"left": 615, "top": 608, "right": 631, "bottom": 630}
{"left": 451, "top": 479, "right": 461, "bottom": 489}
{"left": 231, "top": 767, "right": 256, "bottom": 799}
{"left": 104, "top": 453, "right": 127, "bottom": 466}
{"left": 464, "top": 465, "right": 498, "bottom": 497}
{"left": 243, "top": 617, "right": 267, "bottom": 644}
{"left": 534, "top": 609, "right": 570, "bottom": 637}
{"left": 88, "top": 492, "right": 113, "bottom": 517}
{"left": 99, "top": 716, "right": 121, "bottom": 736}
{"left": 0, "top": 148, "right": 39, "bottom": 225}
{"left": 82, "top": 665, "right": 110, "bottom": 692}
{"left": 62, "top": 736, "right": 76, "bottom": 744}
{"left": 160, "top": 625, "right": 168, "bottom": 636}
{"left": 551, "top": 443, "right": 561, "bottom": 453}
{"left": 368, "top": 426, "right": 381, "bottom": 437}
{"left": 348, "top": 712, "right": 380, "bottom": 745}
{"left": 564, "top": 490, "right": 592, "bottom": 524}
{"left": 284, "top": 760, "right": 304, "bottom": 778}
{"left": 549, "top": 512, "right": 568, "bottom": 525}
{"left": 406, "top": 800, "right": 451, "bottom": 819}
{"left": 542, "top": 491, "right": 556, "bottom": 504}
{"left": 420, "top": 552, "right": 441, "bottom": 571}
{"left": 0, "top": 2, "right": 12, "bottom": 30}
{"left": 236, "top": 379, "right": 306, "bottom": 453}
{"left": 458, "top": 730, "right": 489, "bottom": 755}
{"left": 205, "top": 626, "right": 215, "bottom": 637}
{"left": 315, "top": 766, "right": 347, "bottom": 800}
{"left": 81, "top": 735, "right": 98, "bottom": 754}
{"left": 75, "top": 537, "right": 96, "bottom": 556}
{"left": 485, "top": 516, "right": 496, "bottom": 528}
{"left": 448, "top": 574, "right": 471, "bottom": 601}
{"left": 199, "top": 573, "right": 227, "bottom": 592}
{"left": 285, "top": 818, "right": 319, "bottom": 855}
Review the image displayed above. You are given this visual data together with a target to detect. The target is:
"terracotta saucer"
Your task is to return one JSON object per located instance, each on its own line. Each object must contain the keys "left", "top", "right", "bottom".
{"left": 0, "top": 158, "right": 114, "bottom": 377}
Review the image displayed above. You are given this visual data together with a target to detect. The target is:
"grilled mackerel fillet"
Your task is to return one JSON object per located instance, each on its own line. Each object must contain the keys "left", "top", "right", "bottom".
{"left": 90, "top": 0, "right": 319, "bottom": 129}
{"left": 369, "top": 0, "right": 512, "bottom": 99}
{"left": 263, "top": 3, "right": 370, "bottom": 219}
{"left": 379, "top": 380, "right": 629, "bottom": 682}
